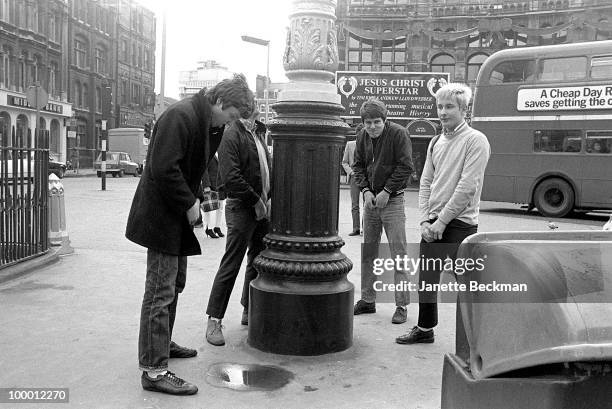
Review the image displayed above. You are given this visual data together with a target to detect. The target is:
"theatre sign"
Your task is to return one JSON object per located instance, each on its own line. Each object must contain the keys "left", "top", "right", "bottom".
{"left": 335, "top": 71, "right": 450, "bottom": 120}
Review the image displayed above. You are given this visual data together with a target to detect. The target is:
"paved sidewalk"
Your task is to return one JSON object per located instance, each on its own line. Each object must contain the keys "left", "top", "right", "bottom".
{"left": 0, "top": 179, "right": 603, "bottom": 409}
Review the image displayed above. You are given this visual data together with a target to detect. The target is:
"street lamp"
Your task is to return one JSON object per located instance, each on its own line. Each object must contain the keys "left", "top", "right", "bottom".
{"left": 241, "top": 35, "right": 270, "bottom": 139}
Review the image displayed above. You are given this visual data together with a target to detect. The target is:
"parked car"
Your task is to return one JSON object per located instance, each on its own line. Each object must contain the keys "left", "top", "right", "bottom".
{"left": 49, "top": 155, "right": 67, "bottom": 178}
{"left": 93, "top": 151, "right": 139, "bottom": 177}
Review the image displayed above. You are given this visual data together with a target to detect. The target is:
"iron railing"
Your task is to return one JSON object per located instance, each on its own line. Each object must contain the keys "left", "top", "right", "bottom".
{"left": 0, "top": 126, "right": 49, "bottom": 267}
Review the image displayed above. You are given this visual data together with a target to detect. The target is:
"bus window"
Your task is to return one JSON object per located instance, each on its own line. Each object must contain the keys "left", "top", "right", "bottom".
{"left": 533, "top": 130, "right": 582, "bottom": 153}
{"left": 489, "top": 60, "right": 535, "bottom": 84}
{"left": 591, "top": 56, "right": 612, "bottom": 79}
{"left": 586, "top": 131, "right": 612, "bottom": 154}
{"left": 538, "top": 56, "right": 587, "bottom": 82}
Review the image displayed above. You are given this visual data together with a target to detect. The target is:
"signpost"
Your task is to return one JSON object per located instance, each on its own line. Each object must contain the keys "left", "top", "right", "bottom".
{"left": 26, "top": 83, "right": 49, "bottom": 147}
{"left": 335, "top": 71, "right": 449, "bottom": 120}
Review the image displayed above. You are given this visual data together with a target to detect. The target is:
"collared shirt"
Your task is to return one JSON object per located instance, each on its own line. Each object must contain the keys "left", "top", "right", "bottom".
{"left": 442, "top": 121, "right": 467, "bottom": 139}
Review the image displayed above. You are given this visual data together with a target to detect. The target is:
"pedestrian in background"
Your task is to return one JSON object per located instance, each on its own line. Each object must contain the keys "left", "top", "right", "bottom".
{"left": 352, "top": 97, "right": 414, "bottom": 325}
{"left": 342, "top": 123, "right": 364, "bottom": 236}
{"left": 200, "top": 153, "right": 226, "bottom": 238}
{"left": 396, "top": 82, "right": 490, "bottom": 345}
{"left": 125, "top": 74, "right": 254, "bottom": 395}
{"left": 205, "top": 108, "right": 271, "bottom": 346}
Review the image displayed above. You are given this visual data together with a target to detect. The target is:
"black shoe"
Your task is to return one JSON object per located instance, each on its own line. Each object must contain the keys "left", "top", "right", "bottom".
{"left": 213, "top": 227, "right": 225, "bottom": 238}
{"left": 141, "top": 371, "right": 198, "bottom": 395}
{"left": 205, "top": 228, "right": 219, "bottom": 238}
{"left": 353, "top": 299, "right": 376, "bottom": 315}
{"left": 169, "top": 341, "right": 197, "bottom": 358}
{"left": 348, "top": 229, "right": 360, "bottom": 236}
{"left": 395, "top": 326, "right": 435, "bottom": 344}
{"left": 241, "top": 308, "right": 249, "bottom": 326}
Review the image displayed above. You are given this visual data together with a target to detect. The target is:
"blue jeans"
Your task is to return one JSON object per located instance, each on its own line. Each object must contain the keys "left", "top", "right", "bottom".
{"left": 206, "top": 198, "right": 269, "bottom": 319}
{"left": 138, "top": 249, "right": 187, "bottom": 371}
{"left": 361, "top": 194, "right": 410, "bottom": 306}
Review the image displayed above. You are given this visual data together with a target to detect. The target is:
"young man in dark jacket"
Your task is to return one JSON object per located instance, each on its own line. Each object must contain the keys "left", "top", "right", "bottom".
{"left": 205, "top": 110, "right": 271, "bottom": 346}
{"left": 126, "top": 74, "right": 254, "bottom": 395}
{"left": 352, "top": 97, "right": 415, "bottom": 324}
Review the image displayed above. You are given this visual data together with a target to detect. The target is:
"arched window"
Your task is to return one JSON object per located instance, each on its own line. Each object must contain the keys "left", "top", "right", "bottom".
{"left": 430, "top": 53, "right": 456, "bottom": 80}
{"left": 467, "top": 53, "right": 489, "bottom": 83}
{"left": 49, "top": 61, "right": 58, "bottom": 97}
{"left": 0, "top": 111, "right": 11, "bottom": 147}
{"left": 16, "top": 114, "right": 29, "bottom": 147}
{"left": 50, "top": 119, "right": 60, "bottom": 154}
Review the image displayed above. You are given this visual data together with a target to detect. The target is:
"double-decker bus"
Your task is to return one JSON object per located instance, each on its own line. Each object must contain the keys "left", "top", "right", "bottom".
{"left": 471, "top": 40, "right": 612, "bottom": 217}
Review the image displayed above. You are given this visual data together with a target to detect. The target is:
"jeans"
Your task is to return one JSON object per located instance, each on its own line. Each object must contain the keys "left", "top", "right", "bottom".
{"left": 361, "top": 194, "right": 409, "bottom": 306}
{"left": 349, "top": 175, "right": 361, "bottom": 232}
{"left": 138, "top": 249, "right": 187, "bottom": 371}
{"left": 417, "top": 218, "right": 478, "bottom": 329}
{"left": 206, "top": 198, "right": 269, "bottom": 319}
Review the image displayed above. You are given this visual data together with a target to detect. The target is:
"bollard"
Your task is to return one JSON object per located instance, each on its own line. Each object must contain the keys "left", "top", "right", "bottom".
{"left": 48, "top": 174, "right": 72, "bottom": 254}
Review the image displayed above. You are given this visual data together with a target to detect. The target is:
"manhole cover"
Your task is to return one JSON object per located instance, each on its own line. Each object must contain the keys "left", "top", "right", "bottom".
{"left": 206, "top": 363, "right": 294, "bottom": 391}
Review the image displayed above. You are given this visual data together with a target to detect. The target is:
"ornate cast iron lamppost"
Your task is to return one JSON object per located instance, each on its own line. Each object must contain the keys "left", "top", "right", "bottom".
{"left": 248, "top": 0, "right": 353, "bottom": 355}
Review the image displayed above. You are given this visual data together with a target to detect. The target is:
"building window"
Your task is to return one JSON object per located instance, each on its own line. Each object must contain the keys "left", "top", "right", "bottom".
{"left": 132, "top": 83, "right": 140, "bottom": 104}
{"left": 18, "top": 57, "right": 25, "bottom": 91}
{"left": 121, "top": 40, "right": 128, "bottom": 62}
{"left": 49, "top": 62, "right": 58, "bottom": 96}
{"left": 74, "top": 81, "right": 82, "bottom": 107}
{"left": 83, "top": 83, "right": 89, "bottom": 108}
{"left": 49, "top": 15, "right": 56, "bottom": 42}
{"left": 430, "top": 54, "right": 455, "bottom": 80}
{"left": 132, "top": 43, "right": 137, "bottom": 66}
{"left": 95, "top": 47, "right": 106, "bottom": 74}
{"left": 489, "top": 59, "right": 535, "bottom": 84}
{"left": 1, "top": 48, "right": 10, "bottom": 88}
{"left": 467, "top": 54, "right": 488, "bottom": 84}
{"left": 96, "top": 87, "right": 101, "bottom": 112}
{"left": 76, "top": 118, "right": 87, "bottom": 147}
{"left": 121, "top": 80, "right": 127, "bottom": 104}
{"left": 74, "top": 38, "right": 87, "bottom": 68}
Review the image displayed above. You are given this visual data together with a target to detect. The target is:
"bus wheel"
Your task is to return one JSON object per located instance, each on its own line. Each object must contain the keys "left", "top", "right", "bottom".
{"left": 534, "top": 178, "right": 574, "bottom": 218}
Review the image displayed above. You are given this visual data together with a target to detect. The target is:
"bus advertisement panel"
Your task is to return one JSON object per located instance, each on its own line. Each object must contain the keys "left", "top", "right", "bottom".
{"left": 335, "top": 71, "right": 449, "bottom": 120}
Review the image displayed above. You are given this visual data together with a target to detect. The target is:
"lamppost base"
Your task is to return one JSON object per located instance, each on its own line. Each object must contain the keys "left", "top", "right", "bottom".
{"left": 248, "top": 277, "right": 354, "bottom": 355}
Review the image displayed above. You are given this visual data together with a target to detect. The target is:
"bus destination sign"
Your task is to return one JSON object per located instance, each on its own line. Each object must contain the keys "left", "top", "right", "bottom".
{"left": 517, "top": 85, "right": 612, "bottom": 111}
{"left": 335, "top": 71, "right": 450, "bottom": 120}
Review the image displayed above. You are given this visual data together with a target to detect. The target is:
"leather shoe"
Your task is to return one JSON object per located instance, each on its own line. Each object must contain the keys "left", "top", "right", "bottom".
{"left": 169, "top": 341, "right": 197, "bottom": 358}
{"left": 206, "top": 317, "right": 225, "bottom": 346}
{"left": 353, "top": 299, "right": 376, "bottom": 315}
{"left": 241, "top": 309, "right": 248, "bottom": 326}
{"left": 391, "top": 306, "right": 407, "bottom": 324}
{"left": 141, "top": 371, "right": 198, "bottom": 395}
{"left": 348, "top": 229, "right": 360, "bottom": 236}
{"left": 395, "top": 326, "right": 434, "bottom": 344}
{"left": 213, "top": 227, "right": 225, "bottom": 238}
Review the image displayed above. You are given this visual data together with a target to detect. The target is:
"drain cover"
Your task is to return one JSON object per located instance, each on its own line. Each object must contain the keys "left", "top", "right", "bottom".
{"left": 206, "top": 363, "right": 294, "bottom": 391}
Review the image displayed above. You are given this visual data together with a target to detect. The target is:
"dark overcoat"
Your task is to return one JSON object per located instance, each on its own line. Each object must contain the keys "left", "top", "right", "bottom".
{"left": 125, "top": 92, "right": 222, "bottom": 256}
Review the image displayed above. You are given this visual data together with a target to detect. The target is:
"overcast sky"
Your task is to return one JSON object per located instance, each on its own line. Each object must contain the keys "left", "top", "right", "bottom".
{"left": 136, "top": 0, "right": 293, "bottom": 99}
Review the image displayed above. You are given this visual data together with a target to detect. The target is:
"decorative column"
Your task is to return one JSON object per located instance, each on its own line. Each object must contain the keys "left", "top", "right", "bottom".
{"left": 248, "top": 0, "right": 353, "bottom": 355}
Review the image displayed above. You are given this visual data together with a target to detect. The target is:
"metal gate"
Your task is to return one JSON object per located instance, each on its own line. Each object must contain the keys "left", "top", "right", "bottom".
{"left": 0, "top": 126, "right": 49, "bottom": 267}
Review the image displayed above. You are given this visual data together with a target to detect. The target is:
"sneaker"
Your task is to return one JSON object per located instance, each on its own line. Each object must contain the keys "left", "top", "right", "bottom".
{"left": 391, "top": 306, "right": 407, "bottom": 324}
{"left": 353, "top": 300, "right": 376, "bottom": 315}
{"left": 348, "top": 229, "right": 360, "bottom": 236}
{"left": 169, "top": 341, "right": 197, "bottom": 358}
{"left": 206, "top": 317, "right": 225, "bottom": 346}
{"left": 241, "top": 309, "right": 248, "bottom": 326}
{"left": 141, "top": 371, "right": 198, "bottom": 395}
{"left": 395, "top": 326, "right": 434, "bottom": 344}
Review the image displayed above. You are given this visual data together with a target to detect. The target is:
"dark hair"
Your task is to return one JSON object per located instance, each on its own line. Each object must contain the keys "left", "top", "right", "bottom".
{"left": 360, "top": 97, "right": 387, "bottom": 121}
{"left": 205, "top": 74, "right": 254, "bottom": 118}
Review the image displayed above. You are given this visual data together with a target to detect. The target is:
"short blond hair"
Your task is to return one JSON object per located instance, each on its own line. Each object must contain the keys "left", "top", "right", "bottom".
{"left": 435, "top": 83, "right": 472, "bottom": 110}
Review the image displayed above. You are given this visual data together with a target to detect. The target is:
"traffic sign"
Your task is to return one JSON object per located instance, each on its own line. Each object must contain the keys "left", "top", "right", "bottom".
{"left": 26, "top": 85, "right": 49, "bottom": 110}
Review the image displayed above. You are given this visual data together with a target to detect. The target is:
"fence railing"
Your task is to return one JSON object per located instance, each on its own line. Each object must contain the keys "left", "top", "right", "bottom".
{"left": 0, "top": 126, "right": 49, "bottom": 267}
